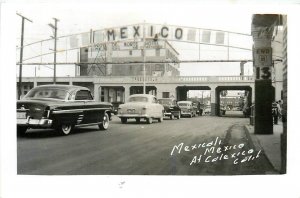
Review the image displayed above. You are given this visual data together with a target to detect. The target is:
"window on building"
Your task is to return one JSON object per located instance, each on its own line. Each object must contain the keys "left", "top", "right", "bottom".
{"left": 162, "top": 92, "right": 170, "bottom": 98}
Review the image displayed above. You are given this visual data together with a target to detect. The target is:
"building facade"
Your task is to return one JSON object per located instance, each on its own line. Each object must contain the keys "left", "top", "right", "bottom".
{"left": 78, "top": 39, "right": 180, "bottom": 103}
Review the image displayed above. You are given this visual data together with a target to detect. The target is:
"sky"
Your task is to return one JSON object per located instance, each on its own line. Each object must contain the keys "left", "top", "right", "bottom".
{"left": 12, "top": 1, "right": 260, "bottom": 77}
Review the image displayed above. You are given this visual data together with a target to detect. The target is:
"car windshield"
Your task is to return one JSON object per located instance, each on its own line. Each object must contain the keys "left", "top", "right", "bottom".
{"left": 158, "top": 99, "right": 172, "bottom": 105}
{"left": 24, "top": 88, "right": 68, "bottom": 100}
{"left": 128, "top": 96, "right": 148, "bottom": 102}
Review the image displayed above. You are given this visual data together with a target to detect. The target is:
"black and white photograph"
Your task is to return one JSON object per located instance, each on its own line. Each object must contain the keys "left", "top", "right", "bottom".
{"left": 1, "top": 1, "right": 300, "bottom": 198}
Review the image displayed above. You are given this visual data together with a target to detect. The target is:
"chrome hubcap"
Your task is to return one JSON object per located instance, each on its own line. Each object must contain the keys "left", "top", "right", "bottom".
{"left": 103, "top": 115, "right": 109, "bottom": 128}
{"left": 62, "top": 125, "right": 71, "bottom": 134}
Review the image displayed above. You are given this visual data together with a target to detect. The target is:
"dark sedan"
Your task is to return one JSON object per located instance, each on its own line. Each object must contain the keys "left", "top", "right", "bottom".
{"left": 158, "top": 98, "right": 181, "bottom": 119}
{"left": 16, "top": 85, "right": 112, "bottom": 136}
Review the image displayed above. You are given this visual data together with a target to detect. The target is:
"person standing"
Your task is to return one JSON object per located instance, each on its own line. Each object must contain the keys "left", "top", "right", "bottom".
{"left": 272, "top": 101, "right": 278, "bottom": 125}
{"left": 277, "top": 100, "right": 282, "bottom": 120}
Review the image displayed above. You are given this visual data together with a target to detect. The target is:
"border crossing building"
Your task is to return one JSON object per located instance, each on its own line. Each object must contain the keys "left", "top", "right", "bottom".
{"left": 78, "top": 39, "right": 180, "bottom": 103}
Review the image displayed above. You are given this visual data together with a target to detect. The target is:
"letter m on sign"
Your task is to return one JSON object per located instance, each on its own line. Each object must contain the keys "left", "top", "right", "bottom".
{"left": 107, "top": 29, "right": 115, "bottom": 41}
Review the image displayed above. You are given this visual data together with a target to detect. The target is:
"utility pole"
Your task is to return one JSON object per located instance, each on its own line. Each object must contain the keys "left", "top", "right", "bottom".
{"left": 17, "top": 13, "right": 32, "bottom": 100}
{"left": 48, "top": 18, "right": 59, "bottom": 84}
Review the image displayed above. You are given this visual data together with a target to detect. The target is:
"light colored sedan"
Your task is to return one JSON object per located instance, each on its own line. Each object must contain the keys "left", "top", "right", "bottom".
{"left": 117, "top": 94, "right": 164, "bottom": 124}
{"left": 177, "top": 101, "right": 197, "bottom": 118}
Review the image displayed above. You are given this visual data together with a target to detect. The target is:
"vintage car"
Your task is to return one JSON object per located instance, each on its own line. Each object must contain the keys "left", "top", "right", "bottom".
{"left": 117, "top": 94, "right": 164, "bottom": 124}
{"left": 16, "top": 85, "right": 112, "bottom": 136}
{"left": 203, "top": 105, "right": 211, "bottom": 115}
{"left": 177, "top": 101, "right": 197, "bottom": 118}
{"left": 158, "top": 98, "right": 181, "bottom": 119}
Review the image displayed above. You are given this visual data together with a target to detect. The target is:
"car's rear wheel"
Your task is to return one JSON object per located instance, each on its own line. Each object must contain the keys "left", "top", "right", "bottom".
{"left": 17, "top": 126, "right": 27, "bottom": 137}
{"left": 146, "top": 117, "right": 153, "bottom": 124}
{"left": 99, "top": 113, "right": 109, "bottom": 130}
{"left": 121, "top": 117, "right": 127, "bottom": 124}
{"left": 57, "top": 124, "right": 74, "bottom": 135}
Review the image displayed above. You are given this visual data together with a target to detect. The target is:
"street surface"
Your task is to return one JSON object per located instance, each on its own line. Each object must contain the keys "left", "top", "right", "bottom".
{"left": 17, "top": 111, "right": 276, "bottom": 175}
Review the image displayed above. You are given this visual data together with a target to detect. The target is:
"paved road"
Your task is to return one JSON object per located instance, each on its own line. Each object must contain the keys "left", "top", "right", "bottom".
{"left": 17, "top": 114, "right": 276, "bottom": 175}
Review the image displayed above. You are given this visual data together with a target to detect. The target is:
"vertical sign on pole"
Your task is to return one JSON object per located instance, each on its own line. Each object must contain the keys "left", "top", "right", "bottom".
{"left": 253, "top": 47, "right": 272, "bottom": 80}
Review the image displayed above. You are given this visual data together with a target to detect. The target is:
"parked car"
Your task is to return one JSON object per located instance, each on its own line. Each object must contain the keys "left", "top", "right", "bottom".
{"left": 117, "top": 94, "right": 164, "bottom": 124}
{"left": 158, "top": 98, "right": 181, "bottom": 120}
{"left": 203, "top": 105, "right": 211, "bottom": 115}
{"left": 16, "top": 85, "right": 112, "bottom": 136}
{"left": 177, "top": 101, "right": 197, "bottom": 118}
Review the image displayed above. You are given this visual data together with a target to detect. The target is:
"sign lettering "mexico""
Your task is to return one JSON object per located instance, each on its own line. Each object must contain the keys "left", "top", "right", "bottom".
{"left": 92, "top": 24, "right": 226, "bottom": 45}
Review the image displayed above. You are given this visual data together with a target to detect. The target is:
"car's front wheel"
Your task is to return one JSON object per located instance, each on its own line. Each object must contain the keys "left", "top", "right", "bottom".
{"left": 17, "top": 126, "right": 27, "bottom": 137}
{"left": 57, "top": 124, "right": 74, "bottom": 135}
{"left": 99, "top": 113, "right": 109, "bottom": 130}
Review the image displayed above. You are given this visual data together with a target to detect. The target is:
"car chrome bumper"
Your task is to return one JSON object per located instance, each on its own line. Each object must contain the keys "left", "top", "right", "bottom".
{"left": 17, "top": 117, "right": 53, "bottom": 128}
{"left": 163, "top": 112, "right": 172, "bottom": 116}
{"left": 118, "top": 114, "right": 149, "bottom": 118}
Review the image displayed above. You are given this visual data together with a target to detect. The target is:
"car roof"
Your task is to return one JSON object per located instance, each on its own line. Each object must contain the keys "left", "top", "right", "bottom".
{"left": 33, "top": 84, "right": 89, "bottom": 91}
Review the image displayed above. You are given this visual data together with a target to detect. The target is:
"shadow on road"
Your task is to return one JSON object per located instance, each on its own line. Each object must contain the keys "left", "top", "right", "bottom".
{"left": 19, "top": 127, "right": 104, "bottom": 139}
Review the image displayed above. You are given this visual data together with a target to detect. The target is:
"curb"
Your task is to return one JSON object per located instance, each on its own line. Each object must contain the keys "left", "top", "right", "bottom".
{"left": 243, "top": 125, "right": 278, "bottom": 172}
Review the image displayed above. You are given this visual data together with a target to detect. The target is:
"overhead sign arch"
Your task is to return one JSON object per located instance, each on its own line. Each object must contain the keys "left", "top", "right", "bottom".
{"left": 17, "top": 23, "right": 252, "bottom": 63}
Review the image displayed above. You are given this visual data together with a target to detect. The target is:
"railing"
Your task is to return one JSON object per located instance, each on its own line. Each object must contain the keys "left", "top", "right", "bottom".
{"left": 127, "top": 76, "right": 254, "bottom": 83}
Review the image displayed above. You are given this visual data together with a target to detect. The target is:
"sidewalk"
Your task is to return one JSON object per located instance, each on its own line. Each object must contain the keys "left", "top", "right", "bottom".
{"left": 245, "top": 121, "right": 283, "bottom": 173}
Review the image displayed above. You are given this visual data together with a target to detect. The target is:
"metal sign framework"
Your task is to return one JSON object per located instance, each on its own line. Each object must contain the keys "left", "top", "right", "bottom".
{"left": 16, "top": 23, "right": 253, "bottom": 65}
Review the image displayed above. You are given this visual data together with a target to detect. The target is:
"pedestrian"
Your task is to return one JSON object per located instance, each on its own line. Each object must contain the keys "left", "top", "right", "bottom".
{"left": 277, "top": 101, "right": 282, "bottom": 120}
{"left": 272, "top": 101, "right": 278, "bottom": 125}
